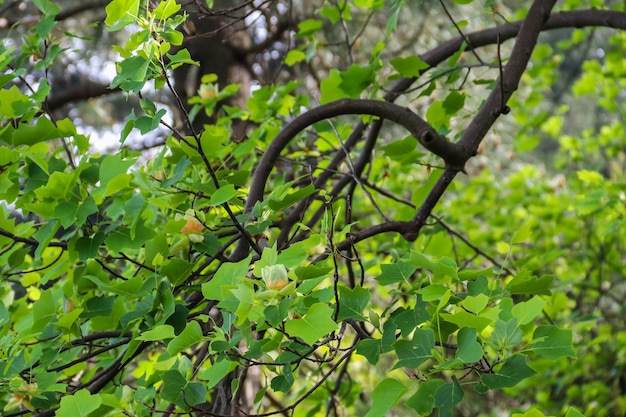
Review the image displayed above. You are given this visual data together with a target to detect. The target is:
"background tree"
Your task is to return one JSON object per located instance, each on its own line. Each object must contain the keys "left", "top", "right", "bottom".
{"left": 0, "top": 0, "right": 625, "bottom": 416}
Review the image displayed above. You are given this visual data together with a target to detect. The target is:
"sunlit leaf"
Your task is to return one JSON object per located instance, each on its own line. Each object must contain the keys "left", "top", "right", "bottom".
{"left": 285, "top": 303, "right": 337, "bottom": 345}
{"left": 56, "top": 390, "right": 102, "bottom": 417}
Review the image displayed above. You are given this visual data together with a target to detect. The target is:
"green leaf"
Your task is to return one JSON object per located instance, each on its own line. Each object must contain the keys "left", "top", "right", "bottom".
{"left": 231, "top": 283, "right": 255, "bottom": 325}
{"left": 210, "top": 184, "right": 237, "bottom": 206}
{"left": 104, "top": 223, "right": 155, "bottom": 252}
{"left": 161, "top": 369, "right": 206, "bottom": 409}
{"left": 202, "top": 256, "right": 251, "bottom": 301}
{"left": 481, "top": 355, "right": 537, "bottom": 389}
{"left": 295, "top": 19, "right": 322, "bottom": 38}
{"left": 167, "top": 320, "right": 203, "bottom": 356}
{"left": 285, "top": 50, "right": 306, "bottom": 66}
{"left": 56, "top": 389, "right": 102, "bottom": 417}
{"left": 135, "top": 109, "right": 166, "bottom": 134}
{"left": 138, "top": 325, "right": 176, "bottom": 341}
{"left": 82, "top": 296, "right": 115, "bottom": 318}
{"left": 405, "top": 379, "right": 446, "bottom": 415}
{"left": 161, "top": 258, "right": 193, "bottom": 286}
{"left": 356, "top": 338, "right": 382, "bottom": 365}
{"left": 271, "top": 364, "right": 294, "bottom": 393}
{"left": 12, "top": 117, "right": 63, "bottom": 145}
{"left": 512, "top": 410, "right": 548, "bottom": 417}
{"left": 439, "top": 310, "right": 492, "bottom": 332}
{"left": 532, "top": 325, "right": 576, "bottom": 360}
{"left": 434, "top": 377, "right": 464, "bottom": 417}
{"left": 31, "top": 289, "right": 57, "bottom": 333}
{"left": 363, "top": 378, "right": 408, "bottom": 417}
{"left": 507, "top": 273, "right": 553, "bottom": 296}
{"left": 338, "top": 64, "right": 376, "bottom": 97}
{"left": 98, "top": 153, "right": 137, "bottom": 189}
{"left": 491, "top": 318, "right": 523, "bottom": 349}
{"left": 161, "top": 157, "right": 192, "bottom": 188}
{"left": 278, "top": 238, "right": 316, "bottom": 267}
{"left": 378, "top": 135, "right": 420, "bottom": 160}
{"left": 443, "top": 91, "right": 466, "bottom": 114}
{"left": 320, "top": 64, "right": 376, "bottom": 103}
{"left": 268, "top": 184, "right": 317, "bottom": 211}
{"left": 512, "top": 296, "right": 545, "bottom": 325}
{"left": 386, "top": 4, "right": 401, "bottom": 37}
{"left": 110, "top": 55, "right": 150, "bottom": 91}
{"left": 285, "top": 303, "right": 338, "bottom": 345}
{"left": 33, "top": 220, "right": 60, "bottom": 260}
{"left": 0, "top": 86, "right": 31, "bottom": 119}
{"left": 198, "top": 357, "right": 239, "bottom": 389}
{"left": 391, "top": 299, "right": 429, "bottom": 337}
{"left": 105, "top": 0, "right": 140, "bottom": 28}
{"left": 337, "top": 285, "right": 370, "bottom": 321}
{"left": 461, "top": 294, "right": 489, "bottom": 314}
{"left": 511, "top": 222, "right": 533, "bottom": 244}
{"left": 456, "top": 327, "right": 483, "bottom": 363}
{"left": 426, "top": 101, "right": 451, "bottom": 130}
{"left": 321, "top": 4, "right": 351, "bottom": 24}
{"left": 167, "top": 48, "right": 198, "bottom": 68}
{"left": 392, "top": 328, "right": 435, "bottom": 369}
{"left": 320, "top": 70, "right": 343, "bottom": 104}
{"left": 32, "top": 0, "right": 60, "bottom": 16}
{"left": 354, "top": 0, "right": 384, "bottom": 10}
{"left": 375, "top": 261, "right": 417, "bottom": 285}
{"left": 153, "top": 0, "right": 180, "bottom": 19}
{"left": 75, "top": 232, "right": 106, "bottom": 261}
{"left": 410, "top": 251, "right": 458, "bottom": 280}
{"left": 565, "top": 408, "right": 586, "bottom": 417}
{"left": 419, "top": 284, "right": 449, "bottom": 302}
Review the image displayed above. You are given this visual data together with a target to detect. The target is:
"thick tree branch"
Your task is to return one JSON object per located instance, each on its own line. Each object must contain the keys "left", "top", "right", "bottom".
{"left": 46, "top": 82, "right": 120, "bottom": 111}
{"left": 456, "top": 0, "right": 558, "bottom": 157}
{"left": 243, "top": 99, "right": 455, "bottom": 215}
{"left": 385, "top": 9, "right": 626, "bottom": 102}
{"left": 402, "top": 0, "right": 558, "bottom": 241}
{"left": 231, "top": 8, "right": 626, "bottom": 260}
{"left": 232, "top": 99, "right": 454, "bottom": 259}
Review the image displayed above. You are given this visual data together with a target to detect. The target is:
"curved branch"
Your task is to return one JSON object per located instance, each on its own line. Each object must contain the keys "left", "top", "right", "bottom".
{"left": 231, "top": 8, "right": 626, "bottom": 260}
{"left": 244, "top": 99, "right": 457, "bottom": 215}
{"left": 384, "top": 9, "right": 626, "bottom": 102}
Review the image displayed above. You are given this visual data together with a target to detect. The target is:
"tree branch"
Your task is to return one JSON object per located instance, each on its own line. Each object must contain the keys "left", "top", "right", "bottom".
{"left": 244, "top": 99, "right": 455, "bottom": 214}
{"left": 46, "top": 82, "right": 120, "bottom": 111}
{"left": 231, "top": 8, "right": 626, "bottom": 260}
{"left": 402, "top": 0, "right": 559, "bottom": 240}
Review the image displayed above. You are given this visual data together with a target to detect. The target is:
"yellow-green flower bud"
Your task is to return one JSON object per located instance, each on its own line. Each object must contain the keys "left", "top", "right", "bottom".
{"left": 262, "top": 264, "right": 289, "bottom": 290}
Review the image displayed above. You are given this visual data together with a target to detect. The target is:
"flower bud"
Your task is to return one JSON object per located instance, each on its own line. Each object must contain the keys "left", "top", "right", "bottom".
{"left": 261, "top": 264, "right": 289, "bottom": 290}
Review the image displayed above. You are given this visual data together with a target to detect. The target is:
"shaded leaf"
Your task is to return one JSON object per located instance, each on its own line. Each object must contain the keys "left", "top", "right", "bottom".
{"left": 456, "top": 327, "right": 483, "bottom": 363}
{"left": 481, "top": 355, "right": 537, "bottom": 389}
{"left": 434, "top": 377, "right": 464, "bottom": 417}
{"left": 392, "top": 328, "right": 435, "bottom": 369}
{"left": 405, "top": 379, "right": 446, "bottom": 415}
{"left": 363, "top": 378, "right": 408, "bottom": 417}
{"left": 337, "top": 285, "right": 370, "bottom": 321}
{"left": 532, "top": 325, "right": 576, "bottom": 360}
{"left": 375, "top": 261, "right": 417, "bottom": 285}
